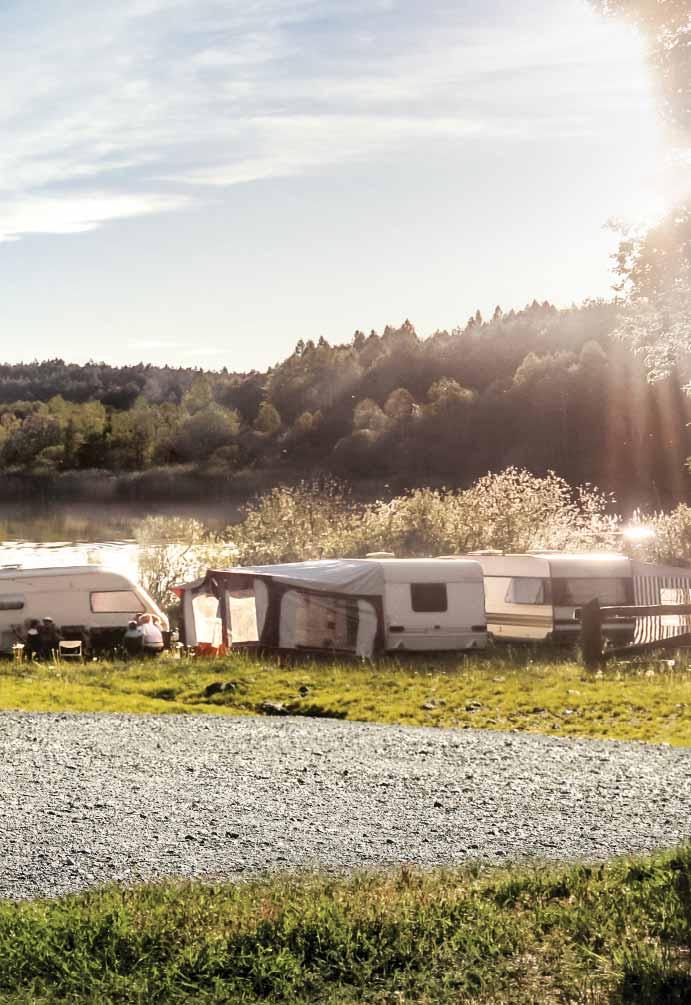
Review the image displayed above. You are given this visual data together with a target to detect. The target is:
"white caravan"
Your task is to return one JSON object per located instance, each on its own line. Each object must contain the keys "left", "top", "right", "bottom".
{"left": 177, "top": 558, "right": 487, "bottom": 658}
{"left": 467, "top": 552, "right": 691, "bottom": 644}
{"left": 373, "top": 558, "right": 487, "bottom": 652}
{"left": 0, "top": 566, "right": 169, "bottom": 653}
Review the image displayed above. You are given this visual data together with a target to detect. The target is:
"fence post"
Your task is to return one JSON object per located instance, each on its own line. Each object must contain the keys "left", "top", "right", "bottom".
{"left": 581, "top": 598, "right": 603, "bottom": 670}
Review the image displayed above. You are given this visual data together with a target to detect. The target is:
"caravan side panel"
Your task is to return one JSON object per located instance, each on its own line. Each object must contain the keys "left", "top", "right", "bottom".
{"left": 383, "top": 572, "right": 487, "bottom": 651}
{"left": 474, "top": 557, "right": 553, "bottom": 641}
{"left": 483, "top": 575, "right": 553, "bottom": 641}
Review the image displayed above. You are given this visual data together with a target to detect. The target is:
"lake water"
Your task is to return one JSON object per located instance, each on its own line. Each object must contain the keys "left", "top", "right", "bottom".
{"left": 0, "top": 501, "right": 241, "bottom": 582}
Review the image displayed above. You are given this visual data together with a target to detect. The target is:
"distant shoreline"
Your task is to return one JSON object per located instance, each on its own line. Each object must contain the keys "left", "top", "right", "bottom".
{"left": 0, "top": 466, "right": 264, "bottom": 504}
{"left": 0, "top": 467, "right": 398, "bottom": 506}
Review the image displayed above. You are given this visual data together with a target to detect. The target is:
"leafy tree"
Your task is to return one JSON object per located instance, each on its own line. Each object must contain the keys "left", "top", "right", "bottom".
{"left": 384, "top": 388, "right": 416, "bottom": 421}
{"left": 33, "top": 444, "right": 65, "bottom": 471}
{"left": 254, "top": 401, "right": 282, "bottom": 436}
{"left": 610, "top": 210, "right": 691, "bottom": 381}
{"left": 353, "top": 399, "right": 389, "bottom": 433}
{"left": 593, "top": 2, "right": 690, "bottom": 378}
{"left": 182, "top": 375, "right": 215, "bottom": 415}
{"left": 173, "top": 406, "right": 240, "bottom": 462}
{"left": 2, "top": 412, "right": 61, "bottom": 467}
{"left": 110, "top": 402, "right": 158, "bottom": 469}
{"left": 596, "top": 1, "right": 689, "bottom": 137}
{"left": 425, "top": 379, "right": 475, "bottom": 411}
{"left": 292, "top": 410, "right": 318, "bottom": 435}
{"left": 45, "top": 396, "right": 107, "bottom": 469}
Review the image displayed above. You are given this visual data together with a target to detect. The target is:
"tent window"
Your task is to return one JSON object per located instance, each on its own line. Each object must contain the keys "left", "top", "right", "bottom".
{"left": 410, "top": 583, "right": 448, "bottom": 613}
{"left": 227, "top": 591, "right": 258, "bottom": 643}
{"left": 0, "top": 595, "right": 24, "bottom": 611}
{"left": 192, "top": 593, "right": 223, "bottom": 646}
{"left": 90, "top": 590, "right": 146, "bottom": 613}
{"left": 505, "top": 578, "right": 550, "bottom": 605}
{"left": 285, "top": 592, "right": 360, "bottom": 651}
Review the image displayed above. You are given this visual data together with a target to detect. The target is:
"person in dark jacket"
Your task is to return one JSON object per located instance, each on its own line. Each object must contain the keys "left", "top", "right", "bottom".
{"left": 38, "top": 618, "right": 61, "bottom": 660}
{"left": 24, "top": 620, "right": 41, "bottom": 660}
{"left": 123, "top": 620, "right": 143, "bottom": 658}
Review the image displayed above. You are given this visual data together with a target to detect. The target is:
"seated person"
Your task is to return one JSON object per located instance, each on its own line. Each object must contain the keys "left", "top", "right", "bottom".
{"left": 24, "top": 619, "right": 41, "bottom": 660}
{"left": 37, "top": 617, "right": 61, "bottom": 660}
{"left": 138, "top": 614, "right": 164, "bottom": 656}
{"left": 122, "top": 620, "right": 143, "bottom": 657}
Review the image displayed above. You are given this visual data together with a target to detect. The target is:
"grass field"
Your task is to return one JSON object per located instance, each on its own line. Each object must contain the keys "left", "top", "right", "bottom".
{"left": 0, "top": 650, "right": 689, "bottom": 745}
{"left": 0, "top": 846, "right": 688, "bottom": 1004}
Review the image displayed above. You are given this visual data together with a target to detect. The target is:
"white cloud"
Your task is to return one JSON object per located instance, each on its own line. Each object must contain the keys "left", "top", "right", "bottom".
{"left": 0, "top": 193, "right": 191, "bottom": 242}
{"left": 0, "top": 0, "right": 662, "bottom": 240}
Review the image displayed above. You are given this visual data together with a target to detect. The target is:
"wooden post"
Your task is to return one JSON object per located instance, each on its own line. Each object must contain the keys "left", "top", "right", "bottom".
{"left": 581, "top": 598, "right": 603, "bottom": 670}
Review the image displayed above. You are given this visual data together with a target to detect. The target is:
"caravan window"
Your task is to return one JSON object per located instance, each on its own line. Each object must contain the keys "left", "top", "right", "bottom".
{"left": 90, "top": 590, "right": 146, "bottom": 613}
{"left": 0, "top": 595, "right": 24, "bottom": 611}
{"left": 551, "top": 578, "right": 631, "bottom": 606}
{"left": 410, "top": 583, "right": 448, "bottom": 612}
{"left": 505, "top": 578, "right": 550, "bottom": 605}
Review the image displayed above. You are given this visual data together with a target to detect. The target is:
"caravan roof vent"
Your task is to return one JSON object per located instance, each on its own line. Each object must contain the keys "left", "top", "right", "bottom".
{"left": 366, "top": 551, "right": 395, "bottom": 559}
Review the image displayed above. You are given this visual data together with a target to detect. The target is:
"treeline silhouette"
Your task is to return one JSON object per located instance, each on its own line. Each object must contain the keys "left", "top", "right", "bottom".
{"left": 0, "top": 299, "right": 688, "bottom": 509}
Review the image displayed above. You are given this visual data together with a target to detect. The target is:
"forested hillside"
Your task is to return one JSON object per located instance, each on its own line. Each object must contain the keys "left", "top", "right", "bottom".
{"left": 1, "top": 298, "right": 689, "bottom": 509}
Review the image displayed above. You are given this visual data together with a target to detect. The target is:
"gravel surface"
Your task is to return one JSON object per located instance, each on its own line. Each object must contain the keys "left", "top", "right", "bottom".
{"left": 0, "top": 711, "right": 689, "bottom": 900}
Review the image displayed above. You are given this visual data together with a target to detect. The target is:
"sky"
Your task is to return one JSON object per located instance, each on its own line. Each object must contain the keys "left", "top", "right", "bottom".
{"left": 0, "top": 0, "right": 673, "bottom": 371}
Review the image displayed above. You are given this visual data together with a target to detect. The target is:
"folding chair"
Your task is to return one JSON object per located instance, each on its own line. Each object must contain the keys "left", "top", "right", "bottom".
{"left": 58, "top": 640, "right": 84, "bottom": 662}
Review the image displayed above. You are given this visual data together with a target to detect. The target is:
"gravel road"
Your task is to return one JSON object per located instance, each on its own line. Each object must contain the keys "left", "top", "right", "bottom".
{"left": 0, "top": 711, "right": 689, "bottom": 900}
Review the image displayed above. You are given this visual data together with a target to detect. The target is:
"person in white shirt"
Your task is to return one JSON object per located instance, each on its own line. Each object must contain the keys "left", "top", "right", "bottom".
{"left": 138, "top": 614, "right": 164, "bottom": 656}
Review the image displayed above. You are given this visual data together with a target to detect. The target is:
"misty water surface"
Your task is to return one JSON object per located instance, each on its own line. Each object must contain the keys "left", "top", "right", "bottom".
{"left": 0, "top": 502, "right": 242, "bottom": 581}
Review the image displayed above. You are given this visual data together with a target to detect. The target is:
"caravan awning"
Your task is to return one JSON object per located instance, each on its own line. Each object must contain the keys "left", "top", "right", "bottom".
{"left": 174, "top": 560, "right": 386, "bottom": 598}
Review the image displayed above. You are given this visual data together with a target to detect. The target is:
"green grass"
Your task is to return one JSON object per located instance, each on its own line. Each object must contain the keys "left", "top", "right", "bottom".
{"left": 0, "top": 846, "right": 689, "bottom": 1003}
{"left": 1, "top": 651, "right": 689, "bottom": 745}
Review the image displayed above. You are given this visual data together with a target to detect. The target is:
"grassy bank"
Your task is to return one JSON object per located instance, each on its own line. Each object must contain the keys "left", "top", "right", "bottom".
{"left": 0, "top": 847, "right": 689, "bottom": 1003}
{"left": 1, "top": 652, "right": 689, "bottom": 745}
